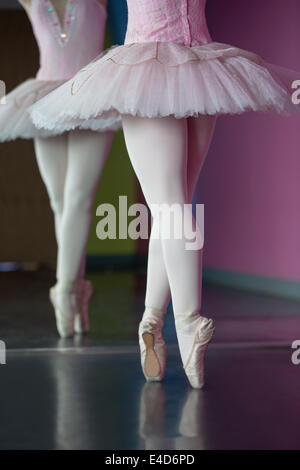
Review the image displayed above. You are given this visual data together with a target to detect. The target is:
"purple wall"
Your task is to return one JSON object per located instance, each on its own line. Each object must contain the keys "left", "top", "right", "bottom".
{"left": 198, "top": 0, "right": 300, "bottom": 281}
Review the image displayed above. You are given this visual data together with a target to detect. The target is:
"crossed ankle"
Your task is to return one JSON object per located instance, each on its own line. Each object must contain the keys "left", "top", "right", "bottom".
{"left": 55, "top": 278, "right": 80, "bottom": 293}
{"left": 143, "top": 306, "right": 166, "bottom": 321}
{"left": 139, "top": 307, "right": 166, "bottom": 334}
{"left": 174, "top": 310, "right": 202, "bottom": 333}
{"left": 175, "top": 310, "right": 201, "bottom": 322}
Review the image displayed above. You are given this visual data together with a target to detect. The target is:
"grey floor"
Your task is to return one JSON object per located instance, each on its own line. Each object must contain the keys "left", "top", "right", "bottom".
{"left": 1, "top": 270, "right": 300, "bottom": 450}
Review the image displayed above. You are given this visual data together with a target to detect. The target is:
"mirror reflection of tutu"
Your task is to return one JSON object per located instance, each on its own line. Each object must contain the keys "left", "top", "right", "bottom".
{"left": 0, "top": 0, "right": 121, "bottom": 142}
{"left": 0, "top": 79, "right": 66, "bottom": 141}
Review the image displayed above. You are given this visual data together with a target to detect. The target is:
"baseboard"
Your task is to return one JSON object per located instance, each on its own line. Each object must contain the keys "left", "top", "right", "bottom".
{"left": 86, "top": 256, "right": 300, "bottom": 300}
{"left": 86, "top": 254, "right": 147, "bottom": 271}
{"left": 203, "top": 267, "right": 300, "bottom": 300}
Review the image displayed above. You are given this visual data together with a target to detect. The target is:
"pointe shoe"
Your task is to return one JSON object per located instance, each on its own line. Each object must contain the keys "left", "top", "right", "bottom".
{"left": 184, "top": 316, "right": 215, "bottom": 389}
{"left": 176, "top": 314, "right": 215, "bottom": 389}
{"left": 138, "top": 308, "right": 166, "bottom": 382}
{"left": 74, "top": 279, "right": 93, "bottom": 334}
{"left": 139, "top": 383, "right": 166, "bottom": 449}
{"left": 175, "top": 389, "right": 206, "bottom": 449}
{"left": 49, "top": 282, "right": 79, "bottom": 338}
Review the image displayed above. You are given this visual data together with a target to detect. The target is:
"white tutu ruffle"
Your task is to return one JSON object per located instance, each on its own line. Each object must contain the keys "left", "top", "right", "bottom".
{"left": 30, "top": 41, "right": 300, "bottom": 133}
{"left": 0, "top": 79, "right": 68, "bottom": 141}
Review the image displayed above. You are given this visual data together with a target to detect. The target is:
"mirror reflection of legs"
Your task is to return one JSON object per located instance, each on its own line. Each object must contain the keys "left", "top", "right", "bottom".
{"left": 34, "top": 130, "right": 113, "bottom": 338}
{"left": 1, "top": 0, "right": 300, "bottom": 453}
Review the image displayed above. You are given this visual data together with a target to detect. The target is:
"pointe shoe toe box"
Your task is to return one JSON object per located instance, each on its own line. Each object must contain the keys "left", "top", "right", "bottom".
{"left": 74, "top": 280, "right": 93, "bottom": 334}
{"left": 183, "top": 316, "right": 215, "bottom": 389}
{"left": 185, "top": 373, "right": 204, "bottom": 389}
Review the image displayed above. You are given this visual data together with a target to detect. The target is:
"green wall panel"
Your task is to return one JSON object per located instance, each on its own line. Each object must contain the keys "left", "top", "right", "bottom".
{"left": 86, "top": 130, "right": 136, "bottom": 256}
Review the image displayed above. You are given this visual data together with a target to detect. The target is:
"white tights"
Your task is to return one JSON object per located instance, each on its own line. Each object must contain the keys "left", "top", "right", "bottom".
{"left": 34, "top": 129, "right": 113, "bottom": 285}
{"left": 122, "top": 115, "right": 216, "bottom": 360}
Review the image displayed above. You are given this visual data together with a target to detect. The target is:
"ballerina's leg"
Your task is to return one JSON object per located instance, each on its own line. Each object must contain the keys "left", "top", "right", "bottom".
{"left": 143, "top": 115, "right": 217, "bottom": 316}
{"left": 56, "top": 129, "right": 113, "bottom": 284}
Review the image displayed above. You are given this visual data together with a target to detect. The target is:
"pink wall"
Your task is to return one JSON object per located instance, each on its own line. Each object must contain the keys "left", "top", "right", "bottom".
{"left": 198, "top": 0, "right": 300, "bottom": 281}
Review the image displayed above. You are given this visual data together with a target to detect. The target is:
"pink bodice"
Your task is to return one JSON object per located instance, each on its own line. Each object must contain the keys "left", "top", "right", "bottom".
{"left": 125, "top": 0, "right": 212, "bottom": 47}
{"left": 31, "top": 0, "right": 107, "bottom": 81}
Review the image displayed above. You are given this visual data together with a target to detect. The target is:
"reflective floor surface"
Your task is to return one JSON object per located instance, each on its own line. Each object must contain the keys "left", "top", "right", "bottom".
{"left": 0, "top": 270, "right": 300, "bottom": 449}
{"left": 2, "top": 347, "right": 300, "bottom": 450}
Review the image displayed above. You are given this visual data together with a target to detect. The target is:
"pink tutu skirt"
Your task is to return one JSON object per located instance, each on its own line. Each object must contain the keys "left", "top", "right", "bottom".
{"left": 0, "top": 79, "right": 68, "bottom": 141}
{"left": 30, "top": 41, "right": 300, "bottom": 132}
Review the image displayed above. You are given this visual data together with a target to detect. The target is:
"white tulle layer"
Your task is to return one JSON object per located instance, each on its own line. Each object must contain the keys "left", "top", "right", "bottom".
{"left": 0, "top": 79, "right": 68, "bottom": 141}
{"left": 30, "top": 41, "right": 300, "bottom": 133}
{"left": 0, "top": 78, "right": 121, "bottom": 141}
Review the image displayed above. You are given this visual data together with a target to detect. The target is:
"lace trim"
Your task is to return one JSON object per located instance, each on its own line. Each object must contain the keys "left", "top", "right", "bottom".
{"left": 106, "top": 42, "right": 264, "bottom": 67}
{"left": 107, "top": 42, "right": 205, "bottom": 67}
{"left": 69, "top": 41, "right": 264, "bottom": 96}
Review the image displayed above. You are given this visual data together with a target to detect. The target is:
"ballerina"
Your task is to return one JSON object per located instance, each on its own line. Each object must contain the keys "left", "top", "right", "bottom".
{"left": 30, "top": 0, "right": 300, "bottom": 386}
{"left": 0, "top": 0, "right": 121, "bottom": 338}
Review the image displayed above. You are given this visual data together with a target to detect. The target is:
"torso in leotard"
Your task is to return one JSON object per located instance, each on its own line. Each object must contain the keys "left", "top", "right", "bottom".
{"left": 125, "top": 0, "right": 211, "bottom": 47}
{"left": 30, "top": 0, "right": 107, "bottom": 81}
